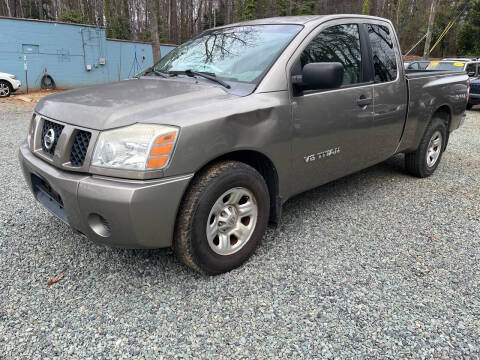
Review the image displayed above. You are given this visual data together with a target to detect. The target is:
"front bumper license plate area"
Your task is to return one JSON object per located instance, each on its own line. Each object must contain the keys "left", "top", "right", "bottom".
{"left": 31, "top": 173, "right": 69, "bottom": 224}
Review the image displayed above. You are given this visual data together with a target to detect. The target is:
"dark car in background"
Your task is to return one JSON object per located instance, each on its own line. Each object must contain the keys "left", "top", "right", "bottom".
{"left": 465, "top": 61, "right": 480, "bottom": 77}
{"left": 468, "top": 76, "right": 480, "bottom": 110}
{"left": 426, "top": 60, "right": 480, "bottom": 74}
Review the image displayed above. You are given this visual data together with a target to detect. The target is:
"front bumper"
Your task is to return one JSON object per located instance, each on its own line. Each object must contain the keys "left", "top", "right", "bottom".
{"left": 19, "top": 141, "right": 193, "bottom": 248}
{"left": 468, "top": 93, "right": 480, "bottom": 105}
{"left": 10, "top": 78, "right": 21, "bottom": 91}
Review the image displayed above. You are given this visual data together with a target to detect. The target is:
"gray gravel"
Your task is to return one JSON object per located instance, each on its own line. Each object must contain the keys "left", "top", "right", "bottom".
{"left": 1, "top": 102, "right": 480, "bottom": 359}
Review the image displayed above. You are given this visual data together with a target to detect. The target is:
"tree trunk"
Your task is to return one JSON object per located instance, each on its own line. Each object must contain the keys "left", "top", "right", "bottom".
{"left": 4, "top": 0, "right": 12, "bottom": 17}
{"left": 151, "top": 0, "right": 161, "bottom": 63}
{"left": 170, "top": 0, "right": 178, "bottom": 44}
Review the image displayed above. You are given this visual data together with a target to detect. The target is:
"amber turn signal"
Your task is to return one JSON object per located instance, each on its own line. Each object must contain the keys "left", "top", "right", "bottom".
{"left": 155, "top": 132, "right": 176, "bottom": 144}
{"left": 150, "top": 144, "right": 173, "bottom": 156}
{"left": 147, "top": 156, "right": 168, "bottom": 169}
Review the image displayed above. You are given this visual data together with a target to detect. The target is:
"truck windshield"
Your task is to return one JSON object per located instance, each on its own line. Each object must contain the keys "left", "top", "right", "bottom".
{"left": 152, "top": 25, "right": 302, "bottom": 84}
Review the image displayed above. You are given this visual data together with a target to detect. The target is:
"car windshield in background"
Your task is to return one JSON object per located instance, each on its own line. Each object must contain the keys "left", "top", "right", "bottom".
{"left": 152, "top": 25, "right": 302, "bottom": 84}
{"left": 426, "top": 61, "right": 465, "bottom": 71}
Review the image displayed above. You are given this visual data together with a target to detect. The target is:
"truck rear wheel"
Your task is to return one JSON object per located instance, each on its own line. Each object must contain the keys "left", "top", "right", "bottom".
{"left": 405, "top": 118, "right": 447, "bottom": 178}
{"left": 173, "top": 161, "right": 270, "bottom": 275}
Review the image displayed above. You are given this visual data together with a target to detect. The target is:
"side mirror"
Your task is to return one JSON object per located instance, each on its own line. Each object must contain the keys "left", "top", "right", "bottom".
{"left": 299, "top": 62, "right": 344, "bottom": 91}
{"left": 468, "top": 71, "right": 476, "bottom": 77}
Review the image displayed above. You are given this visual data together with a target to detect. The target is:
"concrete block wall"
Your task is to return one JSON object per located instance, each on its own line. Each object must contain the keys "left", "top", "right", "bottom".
{"left": 0, "top": 17, "right": 176, "bottom": 91}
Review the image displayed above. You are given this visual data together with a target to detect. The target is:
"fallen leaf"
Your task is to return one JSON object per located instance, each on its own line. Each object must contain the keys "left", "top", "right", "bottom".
{"left": 428, "top": 236, "right": 437, "bottom": 242}
{"left": 47, "top": 273, "right": 64, "bottom": 286}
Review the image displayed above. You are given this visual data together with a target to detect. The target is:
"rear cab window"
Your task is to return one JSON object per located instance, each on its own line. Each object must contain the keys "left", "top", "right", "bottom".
{"left": 366, "top": 24, "right": 398, "bottom": 83}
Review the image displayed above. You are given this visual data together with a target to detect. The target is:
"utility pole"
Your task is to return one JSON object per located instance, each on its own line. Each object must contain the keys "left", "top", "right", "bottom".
{"left": 423, "top": 0, "right": 437, "bottom": 58}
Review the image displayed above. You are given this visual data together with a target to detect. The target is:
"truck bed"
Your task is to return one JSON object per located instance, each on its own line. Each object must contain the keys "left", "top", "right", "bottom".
{"left": 405, "top": 69, "right": 465, "bottom": 79}
{"left": 398, "top": 69, "right": 468, "bottom": 153}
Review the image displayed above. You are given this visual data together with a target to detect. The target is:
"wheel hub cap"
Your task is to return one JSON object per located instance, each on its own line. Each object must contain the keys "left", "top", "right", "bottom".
{"left": 206, "top": 187, "right": 258, "bottom": 256}
{"left": 0, "top": 83, "right": 9, "bottom": 97}
{"left": 218, "top": 206, "right": 238, "bottom": 232}
{"left": 426, "top": 130, "right": 442, "bottom": 168}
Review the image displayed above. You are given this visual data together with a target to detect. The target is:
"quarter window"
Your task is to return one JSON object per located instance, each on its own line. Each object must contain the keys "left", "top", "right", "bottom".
{"left": 367, "top": 24, "right": 398, "bottom": 82}
{"left": 300, "top": 24, "right": 363, "bottom": 86}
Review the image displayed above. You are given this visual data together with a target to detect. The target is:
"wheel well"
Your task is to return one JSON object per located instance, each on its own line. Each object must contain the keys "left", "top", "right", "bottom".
{"left": 0, "top": 79, "right": 13, "bottom": 89}
{"left": 202, "top": 150, "right": 280, "bottom": 224}
{"left": 432, "top": 105, "right": 451, "bottom": 150}
{"left": 433, "top": 105, "right": 451, "bottom": 130}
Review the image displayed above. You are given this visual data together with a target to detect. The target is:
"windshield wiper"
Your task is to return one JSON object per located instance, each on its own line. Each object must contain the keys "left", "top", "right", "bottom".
{"left": 170, "top": 69, "right": 231, "bottom": 89}
{"left": 143, "top": 68, "right": 168, "bottom": 78}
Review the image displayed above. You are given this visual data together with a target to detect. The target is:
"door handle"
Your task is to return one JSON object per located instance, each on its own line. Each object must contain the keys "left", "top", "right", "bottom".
{"left": 357, "top": 96, "right": 373, "bottom": 107}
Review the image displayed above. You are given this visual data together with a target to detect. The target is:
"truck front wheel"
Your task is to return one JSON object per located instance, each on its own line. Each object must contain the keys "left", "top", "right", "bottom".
{"left": 173, "top": 161, "right": 270, "bottom": 275}
{"left": 405, "top": 118, "right": 447, "bottom": 178}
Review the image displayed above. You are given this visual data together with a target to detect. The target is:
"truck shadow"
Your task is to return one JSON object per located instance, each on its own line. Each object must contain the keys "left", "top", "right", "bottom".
{"left": 99, "top": 154, "right": 408, "bottom": 276}
{"left": 38, "top": 153, "right": 409, "bottom": 283}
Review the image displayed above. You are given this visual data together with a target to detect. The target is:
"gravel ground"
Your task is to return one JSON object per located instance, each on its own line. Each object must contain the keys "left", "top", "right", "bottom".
{"left": 1, "top": 102, "right": 479, "bottom": 359}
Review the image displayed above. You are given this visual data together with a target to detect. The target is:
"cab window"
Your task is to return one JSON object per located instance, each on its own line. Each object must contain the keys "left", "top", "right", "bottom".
{"left": 466, "top": 63, "right": 476, "bottom": 75}
{"left": 367, "top": 24, "right": 398, "bottom": 82}
{"left": 300, "top": 24, "right": 363, "bottom": 86}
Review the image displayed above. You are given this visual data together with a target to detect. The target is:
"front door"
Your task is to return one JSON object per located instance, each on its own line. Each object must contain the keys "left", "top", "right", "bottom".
{"left": 290, "top": 22, "right": 376, "bottom": 194}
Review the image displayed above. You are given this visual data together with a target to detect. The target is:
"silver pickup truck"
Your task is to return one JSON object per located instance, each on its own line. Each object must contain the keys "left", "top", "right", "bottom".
{"left": 19, "top": 15, "right": 469, "bottom": 274}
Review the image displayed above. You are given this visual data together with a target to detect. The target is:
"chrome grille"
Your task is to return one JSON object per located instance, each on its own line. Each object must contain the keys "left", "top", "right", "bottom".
{"left": 41, "top": 119, "right": 64, "bottom": 155}
{"left": 70, "top": 130, "right": 92, "bottom": 167}
{"left": 32, "top": 116, "right": 98, "bottom": 172}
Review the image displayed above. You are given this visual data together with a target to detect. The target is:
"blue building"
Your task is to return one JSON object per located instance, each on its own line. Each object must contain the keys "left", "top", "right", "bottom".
{"left": 0, "top": 16, "right": 176, "bottom": 91}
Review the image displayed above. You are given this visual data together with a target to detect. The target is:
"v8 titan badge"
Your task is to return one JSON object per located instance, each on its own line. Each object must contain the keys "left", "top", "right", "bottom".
{"left": 304, "top": 147, "right": 341, "bottom": 163}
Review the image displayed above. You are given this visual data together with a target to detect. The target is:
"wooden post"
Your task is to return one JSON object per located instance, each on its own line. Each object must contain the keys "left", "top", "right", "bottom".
{"left": 423, "top": 0, "right": 437, "bottom": 59}
{"left": 24, "top": 56, "right": 29, "bottom": 94}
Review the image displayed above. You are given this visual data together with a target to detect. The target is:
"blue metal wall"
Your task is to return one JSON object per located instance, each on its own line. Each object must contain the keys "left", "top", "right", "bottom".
{"left": 0, "top": 17, "right": 176, "bottom": 90}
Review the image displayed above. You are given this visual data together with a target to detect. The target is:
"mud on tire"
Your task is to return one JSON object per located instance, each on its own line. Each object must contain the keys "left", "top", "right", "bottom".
{"left": 173, "top": 160, "right": 270, "bottom": 275}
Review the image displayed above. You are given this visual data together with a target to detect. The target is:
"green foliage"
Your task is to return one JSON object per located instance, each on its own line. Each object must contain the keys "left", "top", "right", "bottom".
{"left": 237, "top": 0, "right": 244, "bottom": 21}
{"left": 293, "top": 0, "right": 315, "bottom": 15}
{"left": 59, "top": 9, "right": 91, "bottom": 24}
{"left": 456, "top": 0, "right": 480, "bottom": 55}
{"left": 362, "top": 0, "right": 370, "bottom": 15}
{"left": 109, "top": 15, "right": 132, "bottom": 40}
{"left": 138, "top": 29, "right": 152, "bottom": 43}
{"left": 244, "top": 0, "right": 256, "bottom": 20}
{"left": 276, "top": 0, "right": 287, "bottom": 16}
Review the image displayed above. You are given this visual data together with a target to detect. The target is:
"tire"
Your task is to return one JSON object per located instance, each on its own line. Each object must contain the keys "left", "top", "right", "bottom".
{"left": 0, "top": 80, "right": 12, "bottom": 98}
{"left": 41, "top": 74, "right": 56, "bottom": 90}
{"left": 405, "top": 117, "right": 447, "bottom": 178}
{"left": 466, "top": 103, "right": 473, "bottom": 110}
{"left": 173, "top": 160, "right": 270, "bottom": 275}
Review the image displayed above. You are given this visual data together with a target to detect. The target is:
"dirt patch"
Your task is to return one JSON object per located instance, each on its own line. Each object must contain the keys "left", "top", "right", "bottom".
{"left": 0, "top": 90, "right": 64, "bottom": 110}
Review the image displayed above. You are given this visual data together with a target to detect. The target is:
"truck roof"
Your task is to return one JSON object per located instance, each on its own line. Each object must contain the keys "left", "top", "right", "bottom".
{"left": 215, "top": 14, "right": 391, "bottom": 28}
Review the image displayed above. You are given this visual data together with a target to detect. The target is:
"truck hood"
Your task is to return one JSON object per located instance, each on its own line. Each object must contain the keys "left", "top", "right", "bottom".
{"left": 35, "top": 78, "right": 237, "bottom": 130}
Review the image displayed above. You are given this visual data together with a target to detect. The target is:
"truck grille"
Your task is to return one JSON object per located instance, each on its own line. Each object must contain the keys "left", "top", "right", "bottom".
{"left": 70, "top": 130, "right": 92, "bottom": 167}
{"left": 41, "top": 120, "right": 64, "bottom": 155}
{"left": 32, "top": 116, "right": 98, "bottom": 172}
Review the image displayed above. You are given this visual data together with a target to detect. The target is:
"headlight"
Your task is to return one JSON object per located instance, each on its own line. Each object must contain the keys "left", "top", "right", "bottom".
{"left": 91, "top": 124, "right": 178, "bottom": 171}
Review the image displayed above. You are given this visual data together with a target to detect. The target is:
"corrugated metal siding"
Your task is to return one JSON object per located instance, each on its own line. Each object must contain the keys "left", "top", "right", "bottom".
{"left": 0, "top": 17, "right": 176, "bottom": 90}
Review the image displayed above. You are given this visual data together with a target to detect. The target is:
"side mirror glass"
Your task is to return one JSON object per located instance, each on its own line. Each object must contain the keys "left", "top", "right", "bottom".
{"left": 295, "top": 62, "right": 344, "bottom": 91}
{"left": 468, "top": 72, "right": 476, "bottom": 77}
